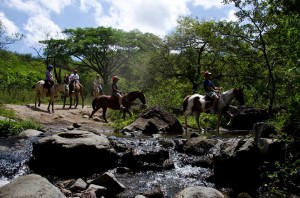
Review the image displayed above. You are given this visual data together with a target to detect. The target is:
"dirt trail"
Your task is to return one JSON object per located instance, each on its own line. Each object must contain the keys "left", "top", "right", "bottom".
{"left": 4, "top": 104, "right": 114, "bottom": 133}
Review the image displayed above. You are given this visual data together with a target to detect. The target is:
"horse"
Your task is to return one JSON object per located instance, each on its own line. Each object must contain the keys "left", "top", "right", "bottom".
{"left": 183, "top": 87, "right": 245, "bottom": 134}
{"left": 66, "top": 80, "right": 84, "bottom": 109}
{"left": 89, "top": 90, "right": 146, "bottom": 122}
{"left": 32, "top": 80, "right": 68, "bottom": 113}
{"left": 92, "top": 82, "right": 103, "bottom": 98}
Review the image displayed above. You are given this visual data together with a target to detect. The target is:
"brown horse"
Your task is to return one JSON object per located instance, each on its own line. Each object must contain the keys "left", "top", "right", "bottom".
{"left": 63, "top": 80, "right": 84, "bottom": 109}
{"left": 183, "top": 88, "right": 245, "bottom": 134}
{"left": 89, "top": 90, "right": 146, "bottom": 122}
{"left": 32, "top": 80, "right": 68, "bottom": 113}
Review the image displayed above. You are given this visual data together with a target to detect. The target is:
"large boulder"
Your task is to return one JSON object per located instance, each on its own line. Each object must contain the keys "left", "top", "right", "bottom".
{"left": 121, "top": 106, "right": 183, "bottom": 135}
{"left": 213, "top": 138, "right": 262, "bottom": 193}
{"left": 174, "top": 186, "right": 224, "bottom": 198}
{"left": 226, "top": 106, "right": 269, "bottom": 130}
{"left": 29, "top": 130, "right": 119, "bottom": 176}
{"left": 0, "top": 174, "right": 66, "bottom": 198}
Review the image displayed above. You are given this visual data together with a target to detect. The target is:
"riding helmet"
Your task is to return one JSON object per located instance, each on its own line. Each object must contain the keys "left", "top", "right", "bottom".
{"left": 203, "top": 71, "right": 211, "bottom": 77}
{"left": 112, "top": 76, "right": 119, "bottom": 81}
{"left": 48, "top": 65, "right": 54, "bottom": 69}
{"left": 74, "top": 69, "right": 78, "bottom": 73}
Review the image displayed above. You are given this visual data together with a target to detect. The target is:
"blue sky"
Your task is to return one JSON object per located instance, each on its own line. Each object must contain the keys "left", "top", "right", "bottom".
{"left": 0, "top": 0, "right": 237, "bottom": 56}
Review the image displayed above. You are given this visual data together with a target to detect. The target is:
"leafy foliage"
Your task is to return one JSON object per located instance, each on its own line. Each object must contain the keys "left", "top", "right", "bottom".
{"left": 0, "top": 119, "right": 43, "bottom": 137}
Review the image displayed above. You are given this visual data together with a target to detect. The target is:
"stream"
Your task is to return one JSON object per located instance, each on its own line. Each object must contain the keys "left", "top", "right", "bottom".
{"left": 0, "top": 129, "right": 235, "bottom": 197}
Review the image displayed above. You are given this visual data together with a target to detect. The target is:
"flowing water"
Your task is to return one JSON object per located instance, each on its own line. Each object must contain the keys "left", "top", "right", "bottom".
{"left": 0, "top": 133, "right": 214, "bottom": 197}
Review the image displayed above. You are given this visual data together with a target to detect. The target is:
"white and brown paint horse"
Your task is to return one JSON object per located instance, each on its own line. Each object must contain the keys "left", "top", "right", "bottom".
{"left": 183, "top": 88, "right": 245, "bottom": 133}
{"left": 32, "top": 80, "right": 68, "bottom": 113}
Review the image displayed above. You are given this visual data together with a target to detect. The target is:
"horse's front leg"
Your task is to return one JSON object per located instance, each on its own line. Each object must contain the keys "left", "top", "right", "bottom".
{"left": 184, "top": 115, "right": 188, "bottom": 134}
{"left": 195, "top": 112, "right": 203, "bottom": 134}
{"left": 81, "top": 95, "right": 84, "bottom": 108}
{"left": 123, "top": 109, "right": 131, "bottom": 119}
{"left": 38, "top": 95, "right": 41, "bottom": 107}
{"left": 217, "top": 113, "right": 222, "bottom": 134}
{"left": 63, "top": 96, "right": 66, "bottom": 109}
{"left": 69, "top": 95, "right": 72, "bottom": 108}
{"left": 102, "top": 108, "right": 108, "bottom": 123}
{"left": 51, "top": 101, "right": 54, "bottom": 113}
{"left": 47, "top": 100, "right": 51, "bottom": 113}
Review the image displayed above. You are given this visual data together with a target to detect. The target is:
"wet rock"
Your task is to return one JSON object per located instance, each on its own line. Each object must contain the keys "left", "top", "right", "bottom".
{"left": 213, "top": 138, "right": 262, "bottom": 193}
{"left": 66, "top": 178, "right": 87, "bottom": 192}
{"left": 17, "top": 129, "right": 43, "bottom": 138}
{"left": 90, "top": 172, "right": 125, "bottom": 196}
{"left": 121, "top": 106, "right": 183, "bottom": 135}
{"left": 121, "top": 146, "right": 171, "bottom": 171}
{"left": 174, "top": 186, "right": 224, "bottom": 198}
{"left": 184, "top": 136, "right": 219, "bottom": 156}
{"left": 29, "top": 130, "right": 119, "bottom": 176}
{"left": 0, "top": 174, "right": 66, "bottom": 198}
{"left": 143, "top": 186, "right": 164, "bottom": 198}
{"left": 84, "top": 184, "right": 106, "bottom": 197}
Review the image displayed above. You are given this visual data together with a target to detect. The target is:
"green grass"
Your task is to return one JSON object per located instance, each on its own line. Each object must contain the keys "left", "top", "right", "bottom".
{"left": 0, "top": 103, "right": 43, "bottom": 137}
{"left": 0, "top": 104, "right": 16, "bottom": 119}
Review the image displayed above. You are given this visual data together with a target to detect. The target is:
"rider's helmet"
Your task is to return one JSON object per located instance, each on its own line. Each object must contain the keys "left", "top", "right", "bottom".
{"left": 112, "top": 76, "right": 119, "bottom": 82}
{"left": 96, "top": 74, "right": 100, "bottom": 77}
{"left": 74, "top": 69, "right": 78, "bottom": 73}
{"left": 47, "top": 65, "right": 53, "bottom": 70}
{"left": 203, "top": 71, "right": 211, "bottom": 78}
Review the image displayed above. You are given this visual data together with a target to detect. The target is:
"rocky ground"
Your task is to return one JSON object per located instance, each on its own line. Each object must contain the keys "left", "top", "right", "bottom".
{"left": 4, "top": 104, "right": 114, "bottom": 134}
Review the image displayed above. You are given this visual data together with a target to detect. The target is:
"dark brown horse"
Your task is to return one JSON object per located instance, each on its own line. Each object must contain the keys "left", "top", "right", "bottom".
{"left": 89, "top": 90, "right": 146, "bottom": 122}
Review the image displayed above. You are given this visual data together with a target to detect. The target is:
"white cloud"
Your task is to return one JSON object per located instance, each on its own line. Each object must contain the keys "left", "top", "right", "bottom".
{"left": 4, "top": 0, "right": 46, "bottom": 16}
{"left": 40, "top": 0, "right": 73, "bottom": 14}
{"left": 191, "top": 0, "right": 224, "bottom": 9}
{"left": 23, "top": 15, "right": 63, "bottom": 47}
{"left": 0, "top": 12, "right": 19, "bottom": 35}
{"left": 85, "top": 0, "right": 190, "bottom": 36}
{"left": 223, "top": 9, "right": 238, "bottom": 21}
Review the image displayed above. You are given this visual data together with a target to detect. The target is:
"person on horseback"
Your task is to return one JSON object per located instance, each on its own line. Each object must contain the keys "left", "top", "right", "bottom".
{"left": 203, "top": 71, "right": 222, "bottom": 114}
{"left": 63, "top": 73, "right": 69, "bottom": 85}
{"left": 69, "top": 69, "right": 80, "bottom": 93}
{"left": 112, "top": 75, "right": 125, "bottom": 110}
{"left": 45, "top": 65, "right": 54, "bottom": 96}
{"left": 93, "top": 74, "right": 103, "bottom": 94}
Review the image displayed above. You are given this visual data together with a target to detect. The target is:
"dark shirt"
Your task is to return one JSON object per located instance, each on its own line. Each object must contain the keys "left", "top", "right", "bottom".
{"left": 203, "top": 79, "right": 215, "bottom": 92}
{"left": 112, "top": 82, "right": 119, "bottom": 94}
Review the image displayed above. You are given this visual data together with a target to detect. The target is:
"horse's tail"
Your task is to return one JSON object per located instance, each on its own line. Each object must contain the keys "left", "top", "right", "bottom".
{"left": 183, "top": 95, "right": 191, "bottom": 113}
{"left": 32, "top": 84, "right": 36, "bottom": 89}
{"left": 92, "top": 97, "right": 97, "bottom": 110}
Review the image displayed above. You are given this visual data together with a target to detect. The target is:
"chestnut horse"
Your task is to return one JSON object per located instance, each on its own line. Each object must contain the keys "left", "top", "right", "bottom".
{"left": 89, "top": 90, "right": 146, "bottom": 122}
{"left": 183, "top": 88, "right": 245, "bottom": 134}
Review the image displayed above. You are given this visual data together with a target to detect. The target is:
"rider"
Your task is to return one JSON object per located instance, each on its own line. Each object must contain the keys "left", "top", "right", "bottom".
{"left": 203, "top": 71, "right": 222, "bottom": 114}
{"left": 112, "top": 75, "right": 125, "bottom": 110}
{"left": 93, "top": 74, "right": 103, "bottom": 94}
{"left": 69, "top": 69, "right": 80, "bottom": 93}
{"left": 45, "top": 65, "right": 54, "bottom": 96}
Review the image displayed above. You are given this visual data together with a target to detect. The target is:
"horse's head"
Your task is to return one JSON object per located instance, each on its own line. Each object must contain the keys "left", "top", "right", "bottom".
{"left": 125, "top": 90, "right": 146, "bottom": 106}
{"left": 233, "top": 87, "right": 245, "bottom": 105}
{"left": 64, "top": 84, "right": 69, "bottom": 97}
